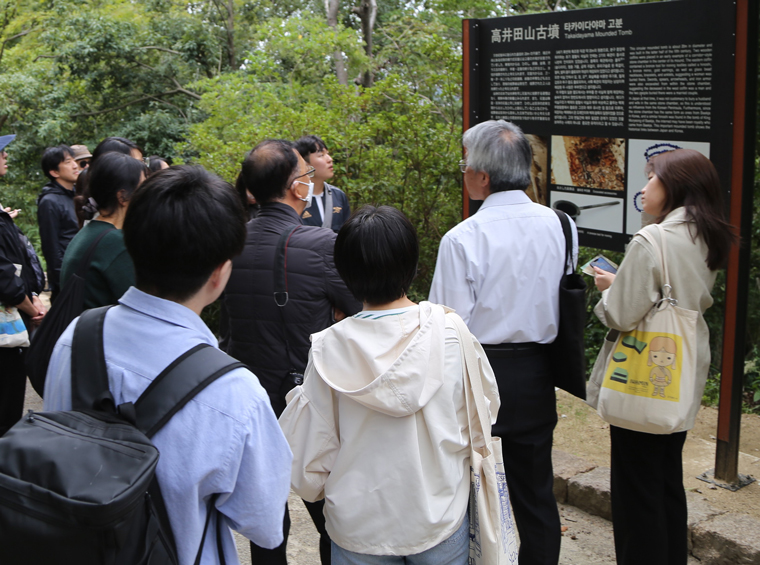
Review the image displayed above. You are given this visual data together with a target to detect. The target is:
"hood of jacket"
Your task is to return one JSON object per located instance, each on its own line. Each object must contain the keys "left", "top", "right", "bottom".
{"left": 37, "top": 181, "right": 73, "bottom": 205}
{"left": 310, "top": 301, "right": 451, "bottom": 417}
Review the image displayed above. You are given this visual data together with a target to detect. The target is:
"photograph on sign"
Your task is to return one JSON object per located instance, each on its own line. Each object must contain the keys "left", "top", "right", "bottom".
{"left": 526, "top": 134, "right": 549, "bottom": 204}
{"left": 551, "top": 136, "right": 625, "bottom": 191}
{"left": 551, "top": 192, "right": 623, "bottom": 232}
{"left": 625, "top": 139, "right": 711, "bottom": 235}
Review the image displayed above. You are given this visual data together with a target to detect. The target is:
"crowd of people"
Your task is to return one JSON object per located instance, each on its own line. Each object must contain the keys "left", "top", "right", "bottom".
{"left": 0, "top": 120, "right": 733, "bottom": 565}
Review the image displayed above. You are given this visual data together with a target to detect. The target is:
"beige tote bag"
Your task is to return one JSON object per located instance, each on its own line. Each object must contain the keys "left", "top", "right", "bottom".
{"left": 597, "top": 225, "right": 699, "bottom": 434}
{"left": 449, "top": 313, "right": 518, "bottom": 565}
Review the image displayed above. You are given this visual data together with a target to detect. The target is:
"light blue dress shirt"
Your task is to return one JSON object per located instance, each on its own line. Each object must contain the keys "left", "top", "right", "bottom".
{"left": 44, "top": 287, "right": 292, "bottom": 565}
{"left": 429, "top": 190, "right": 578, "bottom": 345}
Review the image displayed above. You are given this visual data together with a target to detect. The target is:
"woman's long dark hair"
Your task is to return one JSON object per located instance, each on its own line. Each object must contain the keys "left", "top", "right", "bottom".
{"left": 75, "top": 136, "right": 145, "bottom": 227}
{"left": 645, "top": 149, "right": 735, "bottom": 270}
{"left": 75, "top": 152, "right": 144, "bottom": 225}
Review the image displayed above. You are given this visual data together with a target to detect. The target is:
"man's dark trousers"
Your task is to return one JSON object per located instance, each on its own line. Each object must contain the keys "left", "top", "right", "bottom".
{"left": 250, "top": 397, "right": 330, "bottom": 565}
{"left": 484, "top": 344, "right": 561, "bottom": 565}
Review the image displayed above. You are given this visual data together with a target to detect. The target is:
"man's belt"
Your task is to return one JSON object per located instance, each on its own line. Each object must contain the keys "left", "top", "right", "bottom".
{"left": 481, "top": 342, "right": 544, "bottom": 358}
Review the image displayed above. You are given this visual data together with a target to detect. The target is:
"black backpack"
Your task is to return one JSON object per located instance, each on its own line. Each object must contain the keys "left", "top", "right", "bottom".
{"left": 0, "top": 306, "right": 244, "bottom": 564}
{"left": 25, "top": 226, "right": 115, "bottom": 396}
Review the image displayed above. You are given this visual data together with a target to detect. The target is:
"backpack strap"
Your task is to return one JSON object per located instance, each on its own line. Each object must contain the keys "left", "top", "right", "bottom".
{"left": 71, "top": 305, "right": 117, "bottom": 411}
{"left": 133, "top": 344, "right": 245, "bottom": 438}
{"left": 75, "top": 226, "right": 116, "bottom": 278}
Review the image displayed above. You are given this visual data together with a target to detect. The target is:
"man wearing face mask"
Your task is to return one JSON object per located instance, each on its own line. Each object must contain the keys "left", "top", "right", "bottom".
{"left": 223, "top": 139, "right": 361, "bottom": 565}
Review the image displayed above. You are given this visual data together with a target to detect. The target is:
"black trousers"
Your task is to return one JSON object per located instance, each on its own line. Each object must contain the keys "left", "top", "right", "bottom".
{"left": 0, "top": 347, "right": 27, "bottom": 437}
{"left": 251, "top": 394, "right": 331, "bottom": 565}
{"left": 250, "top": 499, "right": 330, "bottom": 565}
{"left": 610, "top": 425, "right": 688, "bottom": 565}
{"left": 484, "top": 344, "right": 560, "bottom": 565}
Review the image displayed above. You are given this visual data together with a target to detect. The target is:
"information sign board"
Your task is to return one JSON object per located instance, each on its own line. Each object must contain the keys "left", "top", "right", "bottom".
{"left": 463, "top": 0, "right": 735, "bottom": 251}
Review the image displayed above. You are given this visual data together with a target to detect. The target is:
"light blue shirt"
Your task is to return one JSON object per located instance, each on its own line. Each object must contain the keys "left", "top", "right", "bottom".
{"left": 44, "top": 287, "right": 292, "bottom": 565}
{"left": 429, "top": 190, "right": 578, "bottom": 344}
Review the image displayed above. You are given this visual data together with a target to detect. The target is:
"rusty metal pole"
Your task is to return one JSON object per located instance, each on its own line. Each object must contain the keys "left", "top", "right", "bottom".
{"left": 714, "top": 0, "right": 758, "bottom": 483}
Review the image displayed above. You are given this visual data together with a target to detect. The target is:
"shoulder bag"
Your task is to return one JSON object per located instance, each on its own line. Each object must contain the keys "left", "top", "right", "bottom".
{"left": 1, "top": 263, "right": 30, "bottom": 348}
{"left": 448, "top": 312, "right": 518, "bottom": 565}
{"left": 595, "top": 224, "right": 699, "bottom": 434}
{"left": 548, "top": 209, "right": 587, "bottom": 400}
{"left": 25, "top": 226, "right": 115, "bottom": 396}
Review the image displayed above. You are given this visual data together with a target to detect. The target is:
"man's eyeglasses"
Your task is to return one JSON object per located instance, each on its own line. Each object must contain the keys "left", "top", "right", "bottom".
{"left": 295, "top": 166, "right": 316, "bottom": 179}
{"left": 458, "top": 159, "right": 467, "bottom": 173}
{"left": 77, "top": 160, "right": 90, "bottom": 168}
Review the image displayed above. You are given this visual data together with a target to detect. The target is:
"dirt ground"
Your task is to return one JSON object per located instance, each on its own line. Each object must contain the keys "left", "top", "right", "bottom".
{"left": 554, "top": 390, "right": 760, "bottom": 518}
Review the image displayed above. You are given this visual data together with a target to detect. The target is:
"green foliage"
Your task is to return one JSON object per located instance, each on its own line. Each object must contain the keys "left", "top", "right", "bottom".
{"left": 185, "top": 11, "right": 463, "bottom": 297}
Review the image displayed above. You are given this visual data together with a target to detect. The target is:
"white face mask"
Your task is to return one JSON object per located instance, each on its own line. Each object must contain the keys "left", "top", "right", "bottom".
{"left": 295, "top": 180, "right": 314, "bottom": 207}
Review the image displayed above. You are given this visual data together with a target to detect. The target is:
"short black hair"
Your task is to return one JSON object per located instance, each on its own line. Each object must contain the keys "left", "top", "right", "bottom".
{"left": 41, "top": 145, "right": 74, "bottom": 181}
{"left": 293, "top": 135, "right": 327, "bottom": 162}
{"left": 236, "top": 139, "right": 298, "bottom": 204}
{"left": 87, "top": 152, "right": 145, "bottom": 215}
{"left": 147, "top": 156, "right": 168, "bottom": 174}
{"left": 334, "top": 205, "right": 418, "bottom": 305}
{"left": 123, "top": 165, "right": 246, "bottom": 302}
{"left": 92, "top": 136, "right": 143, "bottom": 162}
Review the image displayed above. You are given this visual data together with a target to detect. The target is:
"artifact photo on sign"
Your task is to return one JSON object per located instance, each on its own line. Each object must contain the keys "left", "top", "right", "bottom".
{"left": 526, "top": 134, "right": 549, "bottom": 205}
{"left": 551, "top": 136, "right": 626, "bottom": 190}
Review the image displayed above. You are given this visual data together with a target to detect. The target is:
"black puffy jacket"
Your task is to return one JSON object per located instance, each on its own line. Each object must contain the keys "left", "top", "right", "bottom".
{"left": 223, "top": 203, "right": 361, "bottom": 415}
{"left": 0, "top": 210, "right": 43, "bottom": 310}
{"left": 36, "top": 181, "right": 78, "bottom": 296}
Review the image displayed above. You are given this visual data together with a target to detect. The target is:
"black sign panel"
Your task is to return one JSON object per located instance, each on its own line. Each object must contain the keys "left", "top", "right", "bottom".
{"left": 465, "top": 0, "right": 736, "bottom": 251}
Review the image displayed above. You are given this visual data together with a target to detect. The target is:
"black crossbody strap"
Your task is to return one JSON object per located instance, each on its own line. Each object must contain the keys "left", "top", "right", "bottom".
{"left": 71, "top": 305, "right": 116, "bottom": 411}
{"left": 273, "top": 225, "right": 301, "bottom": 307}
{"left": 75, "top": 226, "right": 116, "bottom": 278}
{"left": 553, "top": 209, "right": 573, "bottom": 272}
{"left": 273, "top": 225, "right": 301, "bottom": 369}
{"left": 133, "top": 344, "right": 245, "bottom": 438}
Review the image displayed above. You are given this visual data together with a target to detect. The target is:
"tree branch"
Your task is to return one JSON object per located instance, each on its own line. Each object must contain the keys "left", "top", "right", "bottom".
{"left": 137, "top": 45, "right": 182, "bottom": 55}
{"left": 2, "top": 28, "right": 33, "bottom": 44}
{"left": 71, "top": 89, "right": 197, "bottom": 117}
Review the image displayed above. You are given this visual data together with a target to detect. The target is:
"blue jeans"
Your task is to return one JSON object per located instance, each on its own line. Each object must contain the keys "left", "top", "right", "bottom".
{"left": 331, "top": 513, "right": 469, "bottom": 565}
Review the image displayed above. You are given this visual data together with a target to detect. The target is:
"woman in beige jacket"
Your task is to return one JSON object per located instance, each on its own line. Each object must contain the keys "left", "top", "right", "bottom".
{"left": 591, "top": 149, "right": 734, "bottom": 565}
{"left": 279, "top": 206, "right": 499, "bottom": 564}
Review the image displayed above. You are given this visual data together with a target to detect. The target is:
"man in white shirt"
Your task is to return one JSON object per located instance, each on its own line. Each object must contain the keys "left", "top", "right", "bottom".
{"left": 429, "top": 120, "right": 577, "bottom": 565}
{"left": 44, "top": 165, "right": 293, "bottom": 565}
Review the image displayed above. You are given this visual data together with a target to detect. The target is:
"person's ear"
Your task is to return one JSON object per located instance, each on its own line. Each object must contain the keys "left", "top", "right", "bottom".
{"left": 49, "top": 168, "right": 61, "bottom": 179}
{"left": 116, "top": 190, "right": 129, "bottom": 207}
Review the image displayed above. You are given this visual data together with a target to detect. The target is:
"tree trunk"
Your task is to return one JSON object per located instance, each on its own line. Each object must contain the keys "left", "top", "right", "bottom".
{"left": 354, "top": 0, "right": 377, "bottom": 88}
{"left": 325, "top": 0, "right": 348, "bottom": 85}
{"left": 226, "top": 0, "right": 235, "bottom": 69}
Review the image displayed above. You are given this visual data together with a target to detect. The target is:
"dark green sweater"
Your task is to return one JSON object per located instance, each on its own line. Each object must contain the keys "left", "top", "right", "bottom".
{"left": 60, "top": 220, "right": 135, "bottom": 309}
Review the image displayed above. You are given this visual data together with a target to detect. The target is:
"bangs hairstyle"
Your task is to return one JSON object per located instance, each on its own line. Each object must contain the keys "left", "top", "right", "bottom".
{"left": 293, "top": 135, "right": 327, "bottom": 160}
{"left": 645, "top": 149, "right": 735, "bottom": 270}
{"left": 236, "top": 139, "right": 298, "bottom": 204}
{"left": 123, "top": 165, "right": 246, "bottom": 302}
{"left": 463, "top": 120, "right": 532, "bottom": 193}
{"left": 334, "top": 205, "right": 418, "bottom": 305}
{"left": 75, "top": 152, "right": 144, "bottom": 223}
{"left": 41, "top": 145, "right": 74, "bottom": 181}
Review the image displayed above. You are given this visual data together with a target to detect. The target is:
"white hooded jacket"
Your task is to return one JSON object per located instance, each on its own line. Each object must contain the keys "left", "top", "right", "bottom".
{"left": 279, "top": 301, "right": 500, "bottom": 556}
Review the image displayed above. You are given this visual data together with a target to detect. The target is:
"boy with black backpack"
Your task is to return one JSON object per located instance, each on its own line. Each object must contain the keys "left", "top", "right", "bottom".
{"left": 36, "top": 165, "right": 292, "bottom": 563}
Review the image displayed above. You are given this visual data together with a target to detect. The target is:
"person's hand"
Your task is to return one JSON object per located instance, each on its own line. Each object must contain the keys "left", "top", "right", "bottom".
{"left": 333, "top": 307, "right": 346, "bottom": 322}
{"left": 30, "top": 295, "right": 47, "bottom": 327}
{"left": 2, "top": 206, "right": 19, "bottom": 219}
{"left": 593, "top": 266, "right": 616, "bottom": 292}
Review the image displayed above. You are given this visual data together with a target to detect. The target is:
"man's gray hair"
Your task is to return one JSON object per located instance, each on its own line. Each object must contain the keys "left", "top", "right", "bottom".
{"left": 463, "top": 120, "right": 532, "bottom": 193}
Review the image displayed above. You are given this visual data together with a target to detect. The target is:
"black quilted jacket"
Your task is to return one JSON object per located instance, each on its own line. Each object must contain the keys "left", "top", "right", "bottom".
{"left": 223, "top": 203, "right": 361, "bottom": 415}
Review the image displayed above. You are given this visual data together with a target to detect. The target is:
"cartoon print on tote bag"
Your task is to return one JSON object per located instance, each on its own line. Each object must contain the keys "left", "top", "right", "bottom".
{"left": 602, "top": 330, "right": 682, "bottom": 402}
